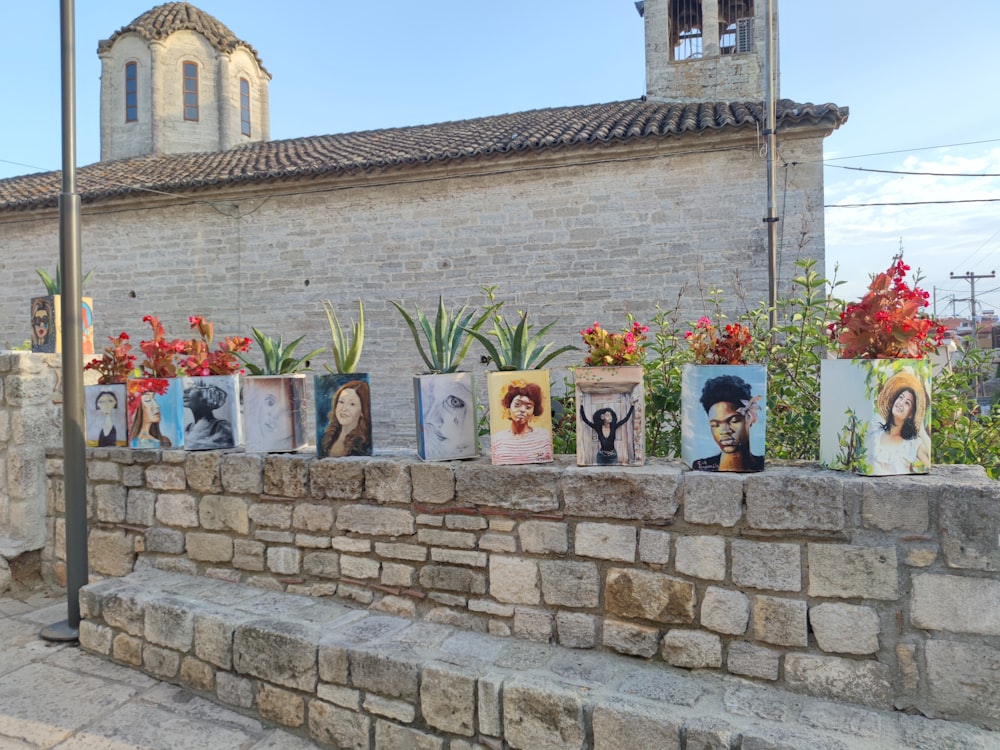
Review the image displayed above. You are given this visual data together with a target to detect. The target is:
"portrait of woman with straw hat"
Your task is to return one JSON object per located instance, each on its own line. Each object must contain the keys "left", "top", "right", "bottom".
{"left": 867, "top": 369, "right": 931, "bottom": 475}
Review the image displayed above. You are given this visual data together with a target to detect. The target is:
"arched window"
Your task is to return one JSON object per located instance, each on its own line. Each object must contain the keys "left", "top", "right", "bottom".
{"left": 125, "top": 61, "right": 138, "bottom": 122}
{"left": 183, "top": 61, "right": 199, "bottom": 121}
{"left": 669, "top": 0, "right": 703, "bottom": 61}
{"left": 240, "top": 78, "right": 251, "bottom": 136}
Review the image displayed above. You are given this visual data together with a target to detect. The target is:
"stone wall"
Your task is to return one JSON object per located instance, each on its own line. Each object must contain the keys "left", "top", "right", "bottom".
{"left": 0, "top": 352, "right": 62, "bottom": 578}
{"left": 45, "top": 448, "right": 1000, "bottom": 729}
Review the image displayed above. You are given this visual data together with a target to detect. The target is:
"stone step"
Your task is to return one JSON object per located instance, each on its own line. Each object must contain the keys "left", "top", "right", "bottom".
{"left": 78, "top": 568, "right": 997, "bottom": 750}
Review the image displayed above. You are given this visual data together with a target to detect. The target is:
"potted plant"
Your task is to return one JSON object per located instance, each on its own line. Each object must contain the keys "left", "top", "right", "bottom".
{"left": 128, "top": 315, "right": 186, "bottom": 449}
{"left": 238, "top": 327, "right": 324, "bottom": 453}
{"left": 466, "top": 288, "right": 576, "bottom": 465}
{"left": 178, "top": 316, "right": 251, "bottom": 451}
{"left": 680, "top": 316, "right": 766, "bottom": 472}
{"left": 820, "top": 255, "right": 944, "bottom": 475}
{"left": 391, "top": 296, "right": 496, "bottom": 461}
{"left": 315, "top": 300, "right": 372, "bottom": 458}
{"left": 83, "top": 331, "right": 135, "bottom": 447}
{"left": 575, "top": 318, "right": 648, "bottom": 466}
{"left": 31, "top": 264, "right": 95, "bottom": 355}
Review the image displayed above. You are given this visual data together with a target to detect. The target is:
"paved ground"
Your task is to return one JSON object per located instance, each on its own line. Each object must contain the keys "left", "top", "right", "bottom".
{"left": 0, "top": 586, "right": 319, "bottom": 750}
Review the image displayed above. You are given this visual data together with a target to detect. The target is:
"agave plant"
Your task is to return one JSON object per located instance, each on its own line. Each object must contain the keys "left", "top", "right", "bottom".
{"left": 391, "top": 296, "right": 496, "bottom": 374}
{"left": 466, "top": 288, "right": 576, "bottom": 371}
{"left": 323, "top": 300, "right": 365, "bottom": 374}
{"left": 36, "top": 264, "right": 94, "bottom": 294}
{"left": 237, "top": 327, "right": 325, "bottom": 376}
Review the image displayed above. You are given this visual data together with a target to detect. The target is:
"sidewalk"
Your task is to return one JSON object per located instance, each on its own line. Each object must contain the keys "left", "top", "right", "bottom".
{"left": 0, "top": 586, "right": 319, "bottom": 749}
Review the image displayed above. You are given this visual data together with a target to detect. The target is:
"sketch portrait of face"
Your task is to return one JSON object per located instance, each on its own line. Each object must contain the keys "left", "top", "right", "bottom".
{"left": 421, "top": 375, "right": 475, "bottom": 460}
{"left": 247, "top": 378, "right": 294, "bottom": 450}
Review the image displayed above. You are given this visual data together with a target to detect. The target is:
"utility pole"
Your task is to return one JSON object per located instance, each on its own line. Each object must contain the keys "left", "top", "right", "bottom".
{"left": 763, "top": 0, "right": 779, "bottom": 329}
{"left": 950, "top": 270, "right": 996, "bottom": 348}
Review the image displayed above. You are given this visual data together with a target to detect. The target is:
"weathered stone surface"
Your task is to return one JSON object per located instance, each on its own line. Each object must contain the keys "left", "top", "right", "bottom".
{"left": 374, "top": 720, "right": 444, "bottom": 750}
{"left": 674, "top": 535, "right": 725, "bottom": 581}
{"left": 375, "top": 542, "right": 427, "bottom": 561}
{"left": 216, "top": 671, "right": 254, "bottom": 709}
{"left": 602, "top": 619, "right": 659, "bottom": 658}
{"left": 421, "top": 663, "right": 476, "bottom": 736}
{"left": 861, "top": 479, "right": 930, "bottom": 532}
{"left": 186, "top": 532, "right": 234, "bottom": 563}
{"left": 556, "top": 612, "right": 598, "bottom": 649}
{"left": 430, "top": 548, "right": 487, "bottom": 567}
{"left": 155, "top": 493, "right": 198, "bottom": 527}
{"left": 89, "top": 528, "right": 136, "bottom": 576}
{"left": 364, "top": 693, "right": 415, "bottom": 722}
{"left": 925, "top": 640, "right": 1000, "bottom": 726}
{"left": 233, "top": 619, "right": 318, "bottom": 691}
{"left": 519, "top": 520, "right": 568, "bottom": 554}
{"left": 605, "top": 568, "right": 695, "bottom": 624}
{"left": 807, "top": 544, "right": 898, "bottom": 600}
{"left": 256, "top": 681, "right": 305, "bottom": 727}
{"left": 539, "top": 560, "right": 599, "bottom": 608}
{"left": 456, "top": 463, "right": 560, "bottom": 512}
{"left": 731, "top": 539, "right": 801, "bottom": 591}
{"left": 418, "top": 528, "right": 476, "bottom": 548}
{"left": 561, "top": 464, "right": 681, "bottom": 520}
{"left": 911, "top": 573, "right": 1000, "bottom": 635}
{"left": 681, "top": 471, "right": 744, "bottom": 527}
{"left": 144, "top": 596, "right": 194, "bottom": 650}
{"left": 219, "top": 453, "right": 264, "bottom": 494}
{"left": 336, "top": 504, "right": 415, "bottom": 537}
{"left": 661, "top": 629, "right": 721, "bottom": 669}
{"left": 420, "top": 565, "right": 486, "bottom": 595}
{"left": 592, "top": 700, "right": 682, "bottom": 749}
{"left": 410, "top": 462, "right": 455, "bottom": 504}
{"left": 179, "top": 655, "right": 214, "bottom": 692}
{"left": 513, "top": 607, "right": 553, "bottom": 642}
{"left": 784, "top": 653, "right": 893, "bottom": 710}
{"left": 146, "top": 464, "right": 187, "bottom": 491}
{"left": 126, "top": 488, "right": 156, "bottom": 526}
{"left": 249, "top": 502, "right": 292, "bottom": 529}
{"left": 308, "top": 700, "right": 370, "bottom": 750}
{"left": 490, "top": 556, "right": 540, "bottom": 605}
{"left": 745, "top": 470, "right": 844, "bottom": 532}
{"left": 143, "top": 644, "right": 181, "bottom": 678}
{"left": 503, "top": 679, "right": 586, "bottom": 750}
{"left": 638, "top": 528, "right": 671, "bottom": 564}
{"left": 752, "top": 595, "right": 808, "bottom": 647}
{"left": 575, "top": 523, "right": 636, "bottom": 562}
{"left": 939, "top": 487, "right": 1000, "bottom": 572}
{"left": 263, "top": 454, "right": 310, "bottom": 498}
{"left": 309, "top": 459, "right": 364, "bottom": 500}
{"left": 94, "top": 482, "right": 127, "bottom": 523}
{"left": 727, "top": 641, "right": 780, "bottom": 680}
{"left": 183, "top": 452, "right": 223, "bottom": 493}
{"left": 199, "top": 495, "right": 249, "bottom": 534}
{"left": 810, "top": 602, "right": 880, "bottom": 654}
{"left": 365, "top": 459, "right": 412, "bottom": 505}
{"left": 349, "top": 646, "right": 421, "bottom": 701}
{"left": 144, "top": 527, "right": 185, "bottom": 554}
{"left": 267, "top": 546, "right": 302, "bottom": 575}
{"left": 700, "top": 586, "right": 749, "bottom": 635}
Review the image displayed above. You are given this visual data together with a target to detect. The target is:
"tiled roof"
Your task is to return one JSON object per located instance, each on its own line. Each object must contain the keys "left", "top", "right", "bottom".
{"left": 97, "top": 2, "right": 267, "bottom": 74}
{"left": 0, "top": 98, "right": 847, "bottom": 212}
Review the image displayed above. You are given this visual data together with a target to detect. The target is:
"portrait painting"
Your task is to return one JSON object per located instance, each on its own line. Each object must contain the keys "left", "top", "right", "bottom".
{"left": 30, "top": 296, "right": 56, "bottom": 353}
{"left": 415, "top": 372, "right": 478, "bottom": 461}
{"left": 85, "top": 383, "right": 128, "bottom": 447}
{"left": 182, "top": 375, "right": 241, "bottom": 451}
{"left": 315, "top": 373, "right": 372, "bottom": 458}
{"left": 681, "top": 364, "right": 766, "bottom": 472}
{"left": 244, "top": 375, "right": 308, "bottom": 453}
{"left": 127, "top": 378, "right": 185, "bottom": 449}
{"left": 486, "top": 370, "right": 553, "bottom": 465}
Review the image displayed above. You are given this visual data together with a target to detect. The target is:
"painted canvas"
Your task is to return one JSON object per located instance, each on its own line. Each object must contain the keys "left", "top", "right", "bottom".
{"left": 29, "top": 295, "right": 94, "bottom": 354}
{"left": 486, "top": 370, "right": 553, "bottom": 465}
{"left": 415, "top": 372, "right": 478, "bottom": 461}
{"left": 681, "top": 364, "right": 767, "bottom": 472}
{"left": 820, "top": 359, "right": 931, "bottom": 476}
{"left": 182, "top": 375, "right": 242, "bottom": 450}
{"left": 315, "top": 373, "right": 372, "bottom": 458}
{"left": 85, "top": 383, "right": 128, "bottom": 447}
{"left": 127, "top": 378, "right": 185, "bottom": 449}
{"left": 244, "top": 375, "right": 308, "bottom": 453}
{"left": 575, "top": 365, "right": 644, "bottom": 466}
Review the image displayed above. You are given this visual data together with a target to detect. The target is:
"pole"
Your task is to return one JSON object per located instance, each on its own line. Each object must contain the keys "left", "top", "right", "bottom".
{"left": 42, "top": 0, "right": 88, "bottom": 643}
{"left": 763, "top": 0, "right": 779, "bottom": 329}
{"left": 950, "top": 270, "right": 996, "bottom": 349}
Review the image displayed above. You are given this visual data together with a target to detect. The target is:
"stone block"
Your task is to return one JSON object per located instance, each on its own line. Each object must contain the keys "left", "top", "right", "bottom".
{"left": 144, "top": 527, "right": 185, "bottom": 554}
{"left": 233, "top": 539, "right": 266, "bottom": 571}
{"left": 605, "top": 568, "right": 695, "bottom": 624}
{"left": 216, "top": 672, "right": 254, "bottom": 709}
{"left": 410, "top": 462, "right": 455, "bottom": 504}
{"left": 186, "top": 532, "right": 234, "bottom": 563}
{"left": 752, "top": 595, "right": 808, "bottom": 647}
{"left": 144, "top": 596, "right": 194, "bottom": 651}
{"left": 179, "top": 656, "right": 214, "bottom": 692}
{"left": 539, "top": 560, "right": 599, "bottom": 607}
{"left": 249, "top": 502, "right": 292, "bottom": 529}
{"left": 430, "top": 548, "right": 487, "bottom": 567}
{"left": 155, "top": 493, "right": 198, "bottom": 527}
{"left": 939, "top": 487, "right": 1000, "bottom": 572}
{"left": 561, "top": 465, "right": 681, "bottom": 520}
{"left": 478, "top": 674, "right": 503, "bottom": 737}
{"left": 925, "top": 639, "right": 1000, "bottom": 726}
{"left": 513, "top": 607, "right": 553, "bottom": 642}
{"left": 381, "top": 562, "right": 415, "bottom": 587}
{"left": 308, "top": 701, "right": 370, "bottom": 750}
{"left": 374, "top": 720, "right": 444, "bottom": 750}
{"left": 126, "top": 488, "right": 156, "bottom": 526}
{"left": 316, "top": 683, "right": 360, "bottom": 709}
{"left": 220, "top": 453, "right": 264, "bottom": 494}
{"left": 263, "top": 454, "right": 310, "bottom": 498}
{"left": 745, "top": 470, "right": 844, "bottom": 532}
{"left": 419, "top": 565, "right": 486, "bottom": 595}
{"left": 340, "top": 554, "right": 379, "bottom": 579}
{"left": 113, "top": 632, "right": 143, "bottom": 666}
{"left": 455, "top": 463, "right": 561, "bottom": 512}
{"left": 233, "top": 619, "right": 318, "bottom": 691}
{"left": 674, "top": 535, "right": 726, "bottom": 581}
{"left": 145, "top": 464, "right": 187, "bottom": 491}
{"left": 417, "top": 528, "right": 476, "bottom": 549}
{"left": 365, "top": 459, "right": 412, "bottom": 504}
{"left": 602, "top": 618, "right": 660, "bottom": 658}
{"left": 681, "top": 471, "right": 744, "bottom": 527}
{"left": 807, "top": 543, "right": 898, "bottom": 600}
{"left": 194, "top": 611, "right": 241, "bottom": 669}
{"left": 267, "top": 546, "right": 302, "bottom": 575}
{"left": 700, "top": 586, "right": 749, "bottom": 635}
{"left": 337, "top": 504, "right": 415, "bottom": 537}
{"left": 374, "top": 542, "right": 427, "bottom": 561}
{"left": 479, "top": 533, "right": 517, "bottom": 553}
{"left": 661, "top": 629, "right": 722, "bottom": 669}
{"left": 143, "top": 644, "right": 181, "bottom": 678}
{"left": 489, "top": 556, "right": 540, "bottom": 604}
{"left": 309, "top": 459, "right": 364, "bottom": 500}
{"left": 102, "top": 590, "right": 147, "bottom": 635}
{"left": 731, "top": 539, "right": 801, "bottom": 592}
{"left": 363, "top": 694, "right": 415, "bottom": 722}
{"left": 556, "top": 612, "right": 598, "bottom": 648}
{"left": 349, "top": 646, "right": 421, "bottom": 701}
{"left": 445, "top": 514, "right": 488, "bottom": 531}
{"left": 810, "top": 602, "right": 880, "bottom": 654}
{"left": 255, "top": 682, "right": 304, "bottom": 727}
{"left": 94, "top": 482, "right": 127, "bottom": 523}
{"left": 518, "top": 520, "right": 568, "bottom": 554}
{"left": 421, "top": 663, "right": 476, "bottom": 736}
{"left": 911, "top": 573, "right": 1000, "bottom": 635}
{"left": 183, "top": 452, "right": 223, "bottom": 493}
{"left": 592, "top": 700, "right": 682, "bottom": 749}
{"left": 88, "top": 458, "right": 121, "bottom": 482}
{"left": 861, "top": 479, "right": 930, "bottom": 532}
{"left": 727, "top": 641, "right": 780, "bottom": 680}
{"left": 503, "top": 679, "right": 586, "bottom": 750}
{"left": 199, "top": 495, "right": 249, "bottom": 534}
{"left": 78, "top": 621, "right": 112, "bottom": 655}
{"left": 88, "top": 528, "right": 136, "bottom": 576}
{"left": 575, "top": 522, "right": 636, "bottom": 562}
{"left": 784, "top": 653, "right": 893, "bottom": 709}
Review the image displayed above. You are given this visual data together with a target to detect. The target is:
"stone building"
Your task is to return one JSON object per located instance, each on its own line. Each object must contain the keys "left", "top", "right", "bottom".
{"left": 0, "top": 0, "right": 847, "bottom": 445}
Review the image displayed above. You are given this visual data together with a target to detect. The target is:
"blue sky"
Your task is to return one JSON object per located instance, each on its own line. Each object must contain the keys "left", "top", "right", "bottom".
{"left": 2, "top": 1, "right": 998, "bottom": 314}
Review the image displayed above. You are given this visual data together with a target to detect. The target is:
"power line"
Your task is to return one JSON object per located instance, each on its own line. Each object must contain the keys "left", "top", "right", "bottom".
{"left": 828, "top": 165, "right": 1000, "bottom": 178}
{"left": 826, "top": 198, "right": 1000, "bottom": 208}
{"left": 824, "top": 138, "right": 1000, "bottom": 163}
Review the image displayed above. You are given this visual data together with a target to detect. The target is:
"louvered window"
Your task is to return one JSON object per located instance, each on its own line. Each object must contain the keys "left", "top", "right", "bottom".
{"left": 240, "top": 78, "right": 251, "bottom": 136}
{"left": 719, "top": 0, "right": 754, "bottom": 55}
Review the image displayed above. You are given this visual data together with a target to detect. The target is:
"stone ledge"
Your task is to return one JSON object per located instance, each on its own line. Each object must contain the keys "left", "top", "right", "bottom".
{"left": 78, "top": 569, "right": 999, "bottom": 749}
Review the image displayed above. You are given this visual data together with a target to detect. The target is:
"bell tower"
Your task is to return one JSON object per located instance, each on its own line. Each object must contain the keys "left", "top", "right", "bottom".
{"left": 637, "top": 0, "right": 777, "bottom": 102}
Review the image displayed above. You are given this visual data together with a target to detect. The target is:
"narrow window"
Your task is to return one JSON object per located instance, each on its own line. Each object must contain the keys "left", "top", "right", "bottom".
{"left": 720, "top": 0, "right": 754, "bottom": 54}
{"left": 183, "top": 61, "right": 199, "bottom": 121}
{"left": 125, "top": 62, "right": 138, "bottom": 122}
{"left": 240, "top": 78, "right": 251, "bottom": 136}
{"left": 670, "top": 0, "right": 703, "bottom": 61}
